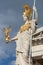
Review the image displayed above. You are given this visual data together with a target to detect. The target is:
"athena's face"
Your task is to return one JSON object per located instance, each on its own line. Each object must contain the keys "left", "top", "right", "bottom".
{"left": 22, "top": 12, "right": 27, "bottom": 21}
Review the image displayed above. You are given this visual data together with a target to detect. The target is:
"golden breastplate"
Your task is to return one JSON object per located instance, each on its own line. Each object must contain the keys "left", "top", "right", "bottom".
{"left": 20, "top": 22, "right": 31, "bottom": 33}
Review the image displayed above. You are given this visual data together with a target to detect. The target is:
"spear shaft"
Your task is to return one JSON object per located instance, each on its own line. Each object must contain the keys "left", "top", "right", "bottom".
{"left": 32, "top": 0, "right": 36, "bottom": 19}
{"left": 29, "top": 0, "right": 36, "bottom": 65}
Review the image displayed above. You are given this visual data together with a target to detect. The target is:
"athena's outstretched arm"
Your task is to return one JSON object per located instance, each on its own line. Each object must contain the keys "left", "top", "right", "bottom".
{"left": 10, "top": 32, "right": 20, "bottom": 42}
{"left": 10, "top": 36, "right": 18, "bottom": 42}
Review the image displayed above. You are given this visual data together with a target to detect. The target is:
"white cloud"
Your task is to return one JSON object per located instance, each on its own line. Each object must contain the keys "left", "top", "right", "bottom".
{"left": 0, "top": 46, "right": 9, "bottom": 59}
{"left": 10, "top": 60, "right": 16, "bottom": 65}
{"left": 0, "top": 42, "right": 16, "bottom": 60}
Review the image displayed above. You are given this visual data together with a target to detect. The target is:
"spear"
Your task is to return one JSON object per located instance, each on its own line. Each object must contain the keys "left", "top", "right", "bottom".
{"left": 32, "top": 0, "right": 36, "bottom": 19}
{"left": 29, "top": 0, "right": 36, "bottom": 65}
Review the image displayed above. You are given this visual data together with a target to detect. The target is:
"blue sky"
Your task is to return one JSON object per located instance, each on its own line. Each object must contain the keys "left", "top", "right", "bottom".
{"left": 0, "top": 0, "right": 43, "bottom": 65}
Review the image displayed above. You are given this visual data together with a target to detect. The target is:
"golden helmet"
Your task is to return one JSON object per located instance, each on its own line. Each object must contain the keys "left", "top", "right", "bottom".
{"left": 23, "top": 4, "right": 32, "bottom": 17}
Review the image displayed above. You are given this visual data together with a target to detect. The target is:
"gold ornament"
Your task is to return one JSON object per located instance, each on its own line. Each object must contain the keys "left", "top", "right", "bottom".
{"left": 3, "top": 26, "right": 11, "bottom": 43}
{"left": 20, "top": 22, "right": 31, "bottom": 33}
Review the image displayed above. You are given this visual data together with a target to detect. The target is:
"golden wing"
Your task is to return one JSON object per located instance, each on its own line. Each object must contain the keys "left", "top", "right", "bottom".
{"left": 3, "top": 26, "right": 11, "bottom": 33}
{"left": 7, "top": 26, "right": 11, "bottom": 33}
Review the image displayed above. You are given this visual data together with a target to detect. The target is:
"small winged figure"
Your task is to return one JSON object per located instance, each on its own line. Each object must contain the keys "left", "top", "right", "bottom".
{"left": 3, "top": 26, "right": 11, "bottom": 43}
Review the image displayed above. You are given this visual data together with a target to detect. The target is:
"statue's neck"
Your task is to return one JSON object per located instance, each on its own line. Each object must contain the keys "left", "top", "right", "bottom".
{"left": 25, "top": 19, "right": 30, "bottom": 22}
